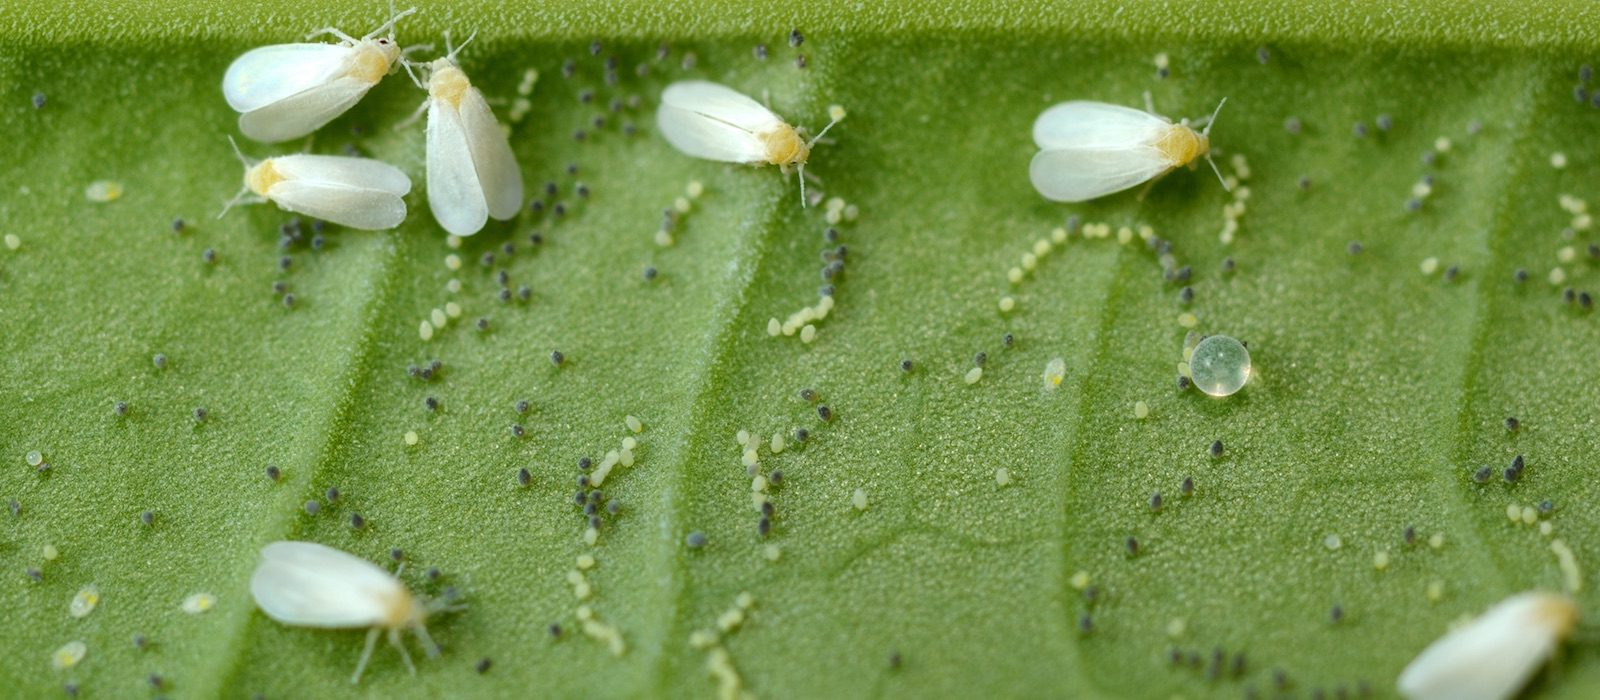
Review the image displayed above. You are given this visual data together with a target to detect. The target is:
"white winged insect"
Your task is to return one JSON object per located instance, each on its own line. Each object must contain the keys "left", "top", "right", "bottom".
{"left": 220, "top": 138, "right": 412, "bottom": 230}
{"left": 250, "top": 541, "right": 460, "bottom": 683}
{"left": 1029, "top": 96, "right": 1229, "bottom": 202}
{"left": 656, "top": 80, "right": 842, "bottom": 206}
{"left": 222, "top": 4, "right": 419, "bottom": 143}
{"left": 407, "top": 32, "right": 523, "bottom": 236}
{"left": 1397, "top": 591, "right": 1578, "bottom": 700}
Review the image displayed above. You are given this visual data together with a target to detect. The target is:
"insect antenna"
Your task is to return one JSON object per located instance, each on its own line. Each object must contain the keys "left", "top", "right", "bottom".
{"left": 1199, "top": 97, "right": 1228, "bottom": 135}
{"left": 443, "top": 30, "right": 479, "bottom": 63}
{"left": 805, "top": 111, "right": 843, "bottom": 149}
{"left": 366, "top": 1, "right": 418, "bottom": 42}
{"left": 1200, "top": 97, "right": 1232, "bottom": 191}
{"left": 218, "top": 137, "right": 256, "bottom": 219}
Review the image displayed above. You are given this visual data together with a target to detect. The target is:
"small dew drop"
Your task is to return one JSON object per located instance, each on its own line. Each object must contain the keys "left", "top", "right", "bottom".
{"left": 1189, "top": 336, "right": 1250, "bottom": 397}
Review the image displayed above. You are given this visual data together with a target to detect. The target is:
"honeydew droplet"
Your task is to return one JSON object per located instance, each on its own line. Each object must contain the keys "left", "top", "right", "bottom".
{"left": 26, "top": 451, "right": 43, "bottom": 467}
{"left": 1188, "top": 335, "right": 1251, "bottom": 397}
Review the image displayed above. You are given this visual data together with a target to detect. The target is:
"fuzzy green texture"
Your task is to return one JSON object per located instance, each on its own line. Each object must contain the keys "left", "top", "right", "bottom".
{"left": 3, "top": 1, "right": 1599, "bottom": 697}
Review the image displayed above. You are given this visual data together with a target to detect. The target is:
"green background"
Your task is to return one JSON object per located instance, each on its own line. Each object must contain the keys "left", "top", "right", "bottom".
{"left": 2, "top": 1, "right": 1598, "bottom": 697}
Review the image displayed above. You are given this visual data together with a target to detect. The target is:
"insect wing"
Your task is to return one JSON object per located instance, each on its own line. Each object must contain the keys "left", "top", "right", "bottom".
{"left": 223, "top": 43, "right": 353, "bottom": 113}
{"left": 657, "top": 81, "right": 782, "bottom": 163}
{"left": 251, "top": 542, "right": 402, "bottom": 628}
{"left": 457, "top": 87, "right": 523, "bottom": 221}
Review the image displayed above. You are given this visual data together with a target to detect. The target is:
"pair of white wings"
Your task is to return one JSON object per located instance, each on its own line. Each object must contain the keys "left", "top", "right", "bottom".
{"left": 260, "top": 154, "right": 411, "bottom": 230}
{"left": 656, "top": 81, "right": 788, "bottom": 164}
{"left": 1029, "top": 101, "right": 1183, "bottom": 202}
{"left": 425, "top": 73, "right": 523, "bottom": 236}
{"left": 1397, "top": 591, "right": 1575, "bottom": 700}
{"left": 251, "top": 541, "right": 409, "bottom": 629}
{"left": 224, "top": 42, "right": 384, "bottom": 143}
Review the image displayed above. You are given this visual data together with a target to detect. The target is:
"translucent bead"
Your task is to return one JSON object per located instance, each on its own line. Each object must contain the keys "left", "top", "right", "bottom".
{"left": 1189, "top": 335, "right": 1250, "bottom": 397}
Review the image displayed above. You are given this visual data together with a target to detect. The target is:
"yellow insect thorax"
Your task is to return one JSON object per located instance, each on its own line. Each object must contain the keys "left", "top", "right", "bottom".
{"left": 759, "top": 124, "right": 809, "bottom": 167}
{"left": 349, "top": 40, "right": 400, "bottom": 84}
{"left": 427, "top": 62, "right": 471, "bottom": 109}
{"left": 380, "top": 589, "right": 427, "bottom": 630}
{"left": 1155, "top": 124, "right": 1207, "bottom": 167}
{"left": 245, "top": 159, "right": 282, "bottom": 197}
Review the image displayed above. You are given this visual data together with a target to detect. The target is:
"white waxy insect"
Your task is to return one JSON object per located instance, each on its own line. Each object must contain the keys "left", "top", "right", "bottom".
{"left": 1397, "top": 591, "right": 1578, "bottom": 700}
{"left": 250, "top": 541, "right": 457, "bottom": 683}
{"left": 221, "top": 139, "right": 411, "bottom": 230}
{"left": 1030, "top": 96, "right": 1229, "bottom": 202}
{"left": 222, "top": 5, "right": 417, "bottom": 143}
{"left": 656, "top": 80, "right": 842, "bottom": 205}
{"left": 407, "top": 34, "right": 523, "bottom": 236}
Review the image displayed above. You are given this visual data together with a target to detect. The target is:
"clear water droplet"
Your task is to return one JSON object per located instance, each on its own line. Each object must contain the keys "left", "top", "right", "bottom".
{"left": 1189, "top": 335, "right": 1250, "bottom": 397}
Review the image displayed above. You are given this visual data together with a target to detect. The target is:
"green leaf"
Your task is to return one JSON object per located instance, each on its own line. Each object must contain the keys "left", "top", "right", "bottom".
{"left": 3, "top": 2, "right": 1599, "bottom": 697}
